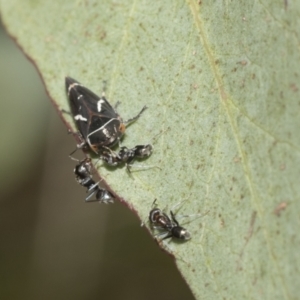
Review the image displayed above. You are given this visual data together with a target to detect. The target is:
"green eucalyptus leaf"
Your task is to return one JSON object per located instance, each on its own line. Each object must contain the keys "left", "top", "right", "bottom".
{"left": 1, "top": 1, "right": 299, "bottom": 299}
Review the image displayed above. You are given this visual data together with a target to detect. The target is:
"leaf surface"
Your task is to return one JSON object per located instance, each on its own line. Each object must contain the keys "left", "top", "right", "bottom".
{"left": 1, "top": 1, "right": 299, "bottom": 299}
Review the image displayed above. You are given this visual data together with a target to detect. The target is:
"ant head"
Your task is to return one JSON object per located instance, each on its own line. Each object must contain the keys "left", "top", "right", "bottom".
{"left": 137, "top": 144, "right": 153, "bottom": 158}
{"left": 149, "top": 207, "right": 161, "bottom": 223}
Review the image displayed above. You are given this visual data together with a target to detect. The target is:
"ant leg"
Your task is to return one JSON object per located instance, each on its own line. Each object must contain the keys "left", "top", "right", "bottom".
{"left": 124, "top": 106, "right": 147, "bottom": 125}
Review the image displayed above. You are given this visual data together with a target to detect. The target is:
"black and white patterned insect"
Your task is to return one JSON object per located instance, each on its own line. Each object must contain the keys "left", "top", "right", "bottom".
{"left": 74, "top": 157, "right": 114, "bottom": 203}
{"left": 149, "top": 200, "right": 191, "bottom": 241}
{"left": 65, "top": 77, "right": 147, "bottom": 154}
{"left": 101, "top": 144, "right": 153, "bottom": 172}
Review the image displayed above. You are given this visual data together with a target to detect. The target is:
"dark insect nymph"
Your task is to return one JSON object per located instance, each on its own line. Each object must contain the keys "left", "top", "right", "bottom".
{"left": 74, "top": 157, "right": 114, "bottom": 203}
{"left": 65, "top": 77, "right": 147, "bottom": 154}
{"left": 149, "top": 200, "right": 191, "bottom": 241}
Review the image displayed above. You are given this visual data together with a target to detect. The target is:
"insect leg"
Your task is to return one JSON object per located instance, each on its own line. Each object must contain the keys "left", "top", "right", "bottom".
{"left": 124, "top": 105, "right": 147, "bottom": 125}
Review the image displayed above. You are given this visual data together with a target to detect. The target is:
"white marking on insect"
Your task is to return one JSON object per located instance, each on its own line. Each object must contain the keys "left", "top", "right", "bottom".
{"left": 97, "top": 99, "right": 105, "bottom": 112}
{"left": 67, "top": 82, "right": 81, "bottom": 95}
{"left": 86, "top": 118, "right": 120, "bottom": 151}
{"left": 74, "top": 114, "right": 88, "bottom": 122}
{"left": 102, "top": 128, "right": 110, "bottom": 137}
{"left": 77, "top": 94, "right": 83, "bottom": 100}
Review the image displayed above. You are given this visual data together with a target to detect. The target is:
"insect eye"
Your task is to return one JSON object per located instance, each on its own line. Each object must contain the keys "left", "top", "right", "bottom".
{"left": 90, "top": 144, "right": 98, "bottom": 154}
{"left": 119, "top": 123, "right": 126, "bottom": 133}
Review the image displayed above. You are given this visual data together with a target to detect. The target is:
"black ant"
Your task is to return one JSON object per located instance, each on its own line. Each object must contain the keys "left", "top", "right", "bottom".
{"left": 101, "top": 144, "right": 153, "bottom": 172}
{"left": 100, "top": 128, "right": 169, "bottom": 172}
{"left": 148, "top": 199, "right": 191, "bottom": 241}
{"left": 74, "top": 158, "right": 114, "bottom": 203}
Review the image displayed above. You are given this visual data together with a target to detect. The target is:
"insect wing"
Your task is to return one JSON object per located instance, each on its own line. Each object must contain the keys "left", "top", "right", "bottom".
{"left": 66, "top": 77, "right": 123, "bottom": 150}
{"left": 66, "top": 77, "right": 97, "bottom": 138}
{"left": 87, "top": 108, "right": 123, "bottom": 150}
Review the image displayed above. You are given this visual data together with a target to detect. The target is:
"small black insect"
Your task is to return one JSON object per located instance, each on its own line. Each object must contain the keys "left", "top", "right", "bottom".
{"left": 149, "top": 200, "right": 191, "bottom": 241}
{"left": 74, "top": 158, "right": 114, "bottom": 203}
{"left": 65, "top": 77, "right": 147, "bottom": 154}
{"left": 101, "top": 144, "right": 153, "bottom": 171}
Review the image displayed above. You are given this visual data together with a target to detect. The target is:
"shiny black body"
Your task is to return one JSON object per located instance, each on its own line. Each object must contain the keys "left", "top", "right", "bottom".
{"left": 149, "top": 202, "right": 191, "bottom": 241}
{"left": 101, "top": 144, "right": 153, "bottom": 171}
{"left": 74, "top": 158, "right": 114, "bottom": 203}
{"left": 66, "top": 77, "right": 124, "bottom": 153}
{"left": 65, "top": 77, "right": 146, "bottom": 154}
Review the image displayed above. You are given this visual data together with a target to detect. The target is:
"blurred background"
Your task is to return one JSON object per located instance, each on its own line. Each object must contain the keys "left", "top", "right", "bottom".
{"left": 0, "top": 21, "right": 195, "bottom": 300}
